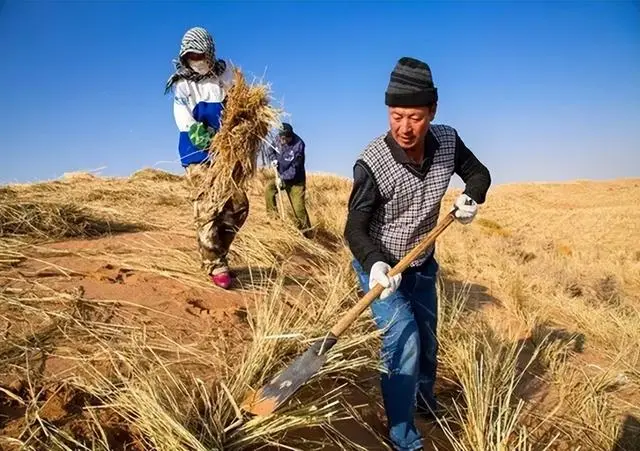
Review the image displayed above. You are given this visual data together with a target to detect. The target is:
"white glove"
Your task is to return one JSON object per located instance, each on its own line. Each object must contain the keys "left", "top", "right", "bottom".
{"left": 270, "top": 160, "right": 278, "bottom": 168}
{"left": 454, "top": 193, "right": 478, "bottom": 224}
{"left": 369, "top": 261, "right": 401, "bottom": 300}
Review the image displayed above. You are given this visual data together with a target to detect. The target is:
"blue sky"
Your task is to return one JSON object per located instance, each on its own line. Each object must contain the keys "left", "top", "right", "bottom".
{"left": 0, "top": 1, "right": 638, "bottom": 185}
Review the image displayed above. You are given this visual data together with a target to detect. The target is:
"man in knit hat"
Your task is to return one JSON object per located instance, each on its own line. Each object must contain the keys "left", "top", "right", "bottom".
{"left": 344, "top": 57, "right": 491, "bottom": 450}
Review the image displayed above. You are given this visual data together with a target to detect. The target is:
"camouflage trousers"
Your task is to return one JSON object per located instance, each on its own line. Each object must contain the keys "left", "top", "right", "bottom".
{"left": 185, "top": 164, "right": 249, "bottom": 275}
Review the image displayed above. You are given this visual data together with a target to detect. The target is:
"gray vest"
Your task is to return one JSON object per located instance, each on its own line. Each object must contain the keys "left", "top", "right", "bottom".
{"left": 360, "top": 124, "right": 456, "bottom": 267}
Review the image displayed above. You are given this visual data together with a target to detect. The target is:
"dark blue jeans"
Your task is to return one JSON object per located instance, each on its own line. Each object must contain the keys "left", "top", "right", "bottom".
{"left": 352, "top": 256, "right": 439, "bottom": 451}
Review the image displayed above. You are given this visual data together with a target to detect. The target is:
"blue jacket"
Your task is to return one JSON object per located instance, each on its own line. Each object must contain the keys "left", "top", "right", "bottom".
{"left": 171, "top": 67, "right": 234, "bottom": 167}
{"left": 268, "top": 134, "right": 306, "bottom": 184}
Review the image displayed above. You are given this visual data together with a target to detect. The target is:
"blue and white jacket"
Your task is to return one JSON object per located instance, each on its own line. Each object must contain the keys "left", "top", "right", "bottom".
{"left": 172, "top": 66, "right": 234, "bottom": 167}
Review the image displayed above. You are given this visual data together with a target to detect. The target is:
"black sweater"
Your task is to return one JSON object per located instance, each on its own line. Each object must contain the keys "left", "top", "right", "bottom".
{"left": 344, "top": 129, "right": 491, "bottom": 273}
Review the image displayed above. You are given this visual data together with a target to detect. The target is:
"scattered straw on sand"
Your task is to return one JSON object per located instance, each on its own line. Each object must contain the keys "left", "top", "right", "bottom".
{"left": 62, "top": 171, "right": 99, "bottom": 181}
{"left": 130, "top": 168, "right": 184, "bottom": 183}
{"left": 0, "top": 202, "right": 143, "bottom": 239}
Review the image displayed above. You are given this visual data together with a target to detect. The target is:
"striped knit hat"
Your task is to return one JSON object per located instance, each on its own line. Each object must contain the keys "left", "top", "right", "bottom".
{"left": 385, "top": 57, "right": 438, "bottom": 107}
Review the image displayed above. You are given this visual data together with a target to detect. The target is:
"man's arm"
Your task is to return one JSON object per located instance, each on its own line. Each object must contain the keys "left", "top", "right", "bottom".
{"left": 454, "top": 131, "right": 492, "bottom": 203}
{"left": 344, "top": 161, "right": 388, "bottom": 274}
{"left": 279, "top": 140, "right": 305, "bottom": 180}
{"left": 265, "top": 141, "right": 278, "bottom": 163}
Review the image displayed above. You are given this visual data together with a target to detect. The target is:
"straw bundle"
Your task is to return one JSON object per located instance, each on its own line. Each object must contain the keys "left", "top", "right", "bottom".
{"left": 199, "top": 68, "right": 280, "bottom": 213}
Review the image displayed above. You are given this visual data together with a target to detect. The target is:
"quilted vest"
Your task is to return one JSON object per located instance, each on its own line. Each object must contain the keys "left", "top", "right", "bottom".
{"left": 360, "top": 124, "right": 456, "bottom": 267}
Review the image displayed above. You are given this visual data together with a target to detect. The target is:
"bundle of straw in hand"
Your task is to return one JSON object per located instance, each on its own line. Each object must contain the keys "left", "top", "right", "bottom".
{"left": 199, "top": 68, "right": 280, "bottom": 213}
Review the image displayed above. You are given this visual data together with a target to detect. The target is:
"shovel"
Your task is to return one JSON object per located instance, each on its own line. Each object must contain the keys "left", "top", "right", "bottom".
{"left": 240, "top": 209, "right": 457, "bottom": 416}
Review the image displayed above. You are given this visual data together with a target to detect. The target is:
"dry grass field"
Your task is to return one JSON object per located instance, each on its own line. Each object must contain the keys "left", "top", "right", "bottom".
{"left": 0, "top": 167, "right": 638, "bottom": 450}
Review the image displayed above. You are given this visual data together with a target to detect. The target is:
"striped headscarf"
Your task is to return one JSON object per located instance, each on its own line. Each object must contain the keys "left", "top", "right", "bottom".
{"left": 164, "top": 27, "right": 227, "bottom": 94}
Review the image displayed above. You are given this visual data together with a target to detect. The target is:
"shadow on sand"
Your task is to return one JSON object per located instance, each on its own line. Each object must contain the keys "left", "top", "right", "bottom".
{"left": 613, "top": 414, "right": 640, "bottom": 451}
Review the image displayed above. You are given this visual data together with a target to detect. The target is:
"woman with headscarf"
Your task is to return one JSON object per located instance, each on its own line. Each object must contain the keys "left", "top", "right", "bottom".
{"left": 165, "top": 26, "right": 248, "bottom": 289}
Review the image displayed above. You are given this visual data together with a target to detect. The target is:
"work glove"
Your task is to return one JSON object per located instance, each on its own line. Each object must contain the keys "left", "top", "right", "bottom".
{"left": 454, "top": 193, "right": 478, "bottom": 224}
{"left": 369, "top": 261, "right": 401, "bottom": 300}
{"left": 188, "top": 122, "right": 215, "bottom": 150}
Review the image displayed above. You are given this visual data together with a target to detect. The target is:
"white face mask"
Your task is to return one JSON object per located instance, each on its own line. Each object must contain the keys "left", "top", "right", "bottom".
{"left": 188, "top": 59, "right": 212, "bottom": 75}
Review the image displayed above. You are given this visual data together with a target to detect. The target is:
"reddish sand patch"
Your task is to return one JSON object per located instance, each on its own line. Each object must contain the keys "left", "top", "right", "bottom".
{"left": 0, "top": 232, "right": 257, "bottom": 448}
{"left": 5, "top": 232, "right": 249, "bottom": 332}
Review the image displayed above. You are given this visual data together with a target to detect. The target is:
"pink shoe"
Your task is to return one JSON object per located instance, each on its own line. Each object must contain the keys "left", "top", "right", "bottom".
{"left": 210, "top": 271, "right": 232, "bottom": 289}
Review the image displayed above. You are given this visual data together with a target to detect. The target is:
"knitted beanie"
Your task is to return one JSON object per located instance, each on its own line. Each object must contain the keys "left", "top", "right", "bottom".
{"left": 279, "top": 122, "right": 294, "bottom": 137}
{"left": 385, "top": 57, "right": 438, "bottom": 107}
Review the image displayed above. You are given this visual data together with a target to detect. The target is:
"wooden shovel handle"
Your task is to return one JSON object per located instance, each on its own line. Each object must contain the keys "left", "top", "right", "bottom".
{"left": 330, "top": 210, "right": 456, "bottom": 338}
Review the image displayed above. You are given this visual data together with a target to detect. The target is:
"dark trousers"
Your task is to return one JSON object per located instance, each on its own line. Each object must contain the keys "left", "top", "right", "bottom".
{"left": 265, "top": 180, "right": 311, "bottom": 234}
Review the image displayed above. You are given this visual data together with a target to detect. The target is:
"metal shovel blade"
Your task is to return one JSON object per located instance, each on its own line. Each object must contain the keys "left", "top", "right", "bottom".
{"left": 240, "top": 333, "right": 338, "bottom": 416}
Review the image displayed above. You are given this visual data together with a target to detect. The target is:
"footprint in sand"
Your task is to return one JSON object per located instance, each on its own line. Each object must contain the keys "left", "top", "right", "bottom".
{"left": 113, "top": 268, "right": 134, "bottom": 284}
{"left": 94, "top": 264, "right": 135, "bottom": 284}
{"left": 185, "top": 298, "right": 211, "bottom": 316}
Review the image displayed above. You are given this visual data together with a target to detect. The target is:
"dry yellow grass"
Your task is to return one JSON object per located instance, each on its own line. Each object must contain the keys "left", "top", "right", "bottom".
{"left": 200, "top": 68, "right": 280, "bottom": 214}
{"left": 0, "top": 170, "right": 638, "bottom": 450}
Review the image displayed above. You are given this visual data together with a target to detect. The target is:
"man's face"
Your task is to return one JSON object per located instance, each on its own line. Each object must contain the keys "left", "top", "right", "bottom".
{"left": 388, "top": 105, "right": 436, "bottom": 150}
{"left": 279, "top": 135, "right": 292, "bottom": 145}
